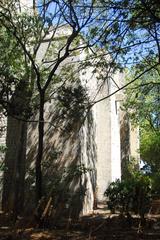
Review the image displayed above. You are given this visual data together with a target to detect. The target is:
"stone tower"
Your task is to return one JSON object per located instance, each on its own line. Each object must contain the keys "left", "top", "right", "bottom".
{"left": 0, "top": 0, "right": 140, "bottom": 215}
{"left": 20, "top": 0, "right": 33, "bottom": 8}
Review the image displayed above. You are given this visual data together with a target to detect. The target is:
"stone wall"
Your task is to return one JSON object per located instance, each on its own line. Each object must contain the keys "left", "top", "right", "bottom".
{"left": 0, "top": 71, "right": 139, "bottom": 215}
{"left": 23, "top": 65, "right": 124, "bottom": 214}
{"left": 0, "top": 112, "right": 6, "bottom": 160}
{"left": 0, "top": 10, "right": 140, "bottom": 213}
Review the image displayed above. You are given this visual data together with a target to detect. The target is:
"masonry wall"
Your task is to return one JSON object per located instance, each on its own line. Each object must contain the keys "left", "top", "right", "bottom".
{"left": 0, "top": 113, "right": 6, "bottom": 161}
{"left": 0, "top": 73, "right": 139, "bottom": 215}
{"left": 0, "top": 18, "right": 139, "bottom": 214}
{"left": 93, "top": 72, "right": 123, "bottom": 201}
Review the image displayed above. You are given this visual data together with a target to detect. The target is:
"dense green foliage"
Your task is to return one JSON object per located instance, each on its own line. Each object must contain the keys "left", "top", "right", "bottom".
{"left": 141, "top": 131, "right": 160, "bottom": 172}
{"left": 124, "top": 67, "right": 160, "bottom": 176}
{"left": 124, "top": 68, "right": 160, "bottom": 128}
{"left": 123, "top": 64, "right": 160, "bottom": 203}
{"left": 105, "top": 173, "right": 152, "bottom": 217}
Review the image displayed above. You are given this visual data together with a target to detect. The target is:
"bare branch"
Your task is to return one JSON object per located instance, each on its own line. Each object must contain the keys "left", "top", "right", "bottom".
{"left": 91, "top": 63, "right": 160, "bottom": 106}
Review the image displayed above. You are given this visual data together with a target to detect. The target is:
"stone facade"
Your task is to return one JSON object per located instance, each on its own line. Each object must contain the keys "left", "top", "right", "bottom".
{"left": 0, "top": 55, "right": 139, "bottom": 216}
{"left": 0, "top": 113, "right": 6, "bottom": 161}
{"left": 24, "top": 71, "right": 124, "bottom": 214}
{"left": 0, "top": 0, "right": 140, "bottom": 215}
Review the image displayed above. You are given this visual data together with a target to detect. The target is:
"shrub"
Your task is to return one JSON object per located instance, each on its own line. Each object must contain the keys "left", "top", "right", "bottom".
{"left": 105, "top": 173, "right": 152, "bottom": 217}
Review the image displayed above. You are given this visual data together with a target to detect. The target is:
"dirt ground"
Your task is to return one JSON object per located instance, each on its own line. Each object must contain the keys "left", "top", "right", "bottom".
{"left": 1, "top": 210, "right": 160, "bottom": 240}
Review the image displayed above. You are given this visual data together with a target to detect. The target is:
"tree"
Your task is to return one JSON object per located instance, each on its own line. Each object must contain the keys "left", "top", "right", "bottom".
{"left": 123, "top": 65, "right": 160, "bottom": 194}
{"left": 140, "top": 130, "right": 160, "bottom": 172}
{"left": 1, "top": 0, "right": 160, "bottom": 217}
{"left": 78, "top": 0, "right": 160, "bottom": 107}
{"left": 124, "top": 66, "right": 160, "bottom": 129}
{"left": 98, "top": 0, "right": 160, "bottom": 66}
{"left": 0, "top": 0, "right": 117, "bottom": 212}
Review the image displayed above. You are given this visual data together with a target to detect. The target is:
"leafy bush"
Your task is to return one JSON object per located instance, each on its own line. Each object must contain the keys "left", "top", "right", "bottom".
{"left": 140, "top": 131, "right": 160, "bottom": 173}
{"left": 105, "top": 173, "right": 152, "bottom": 217}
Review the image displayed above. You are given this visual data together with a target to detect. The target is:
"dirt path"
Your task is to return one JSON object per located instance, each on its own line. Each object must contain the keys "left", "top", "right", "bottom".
{"left": 1, "top": 209, "right": 160, "bottom": 239}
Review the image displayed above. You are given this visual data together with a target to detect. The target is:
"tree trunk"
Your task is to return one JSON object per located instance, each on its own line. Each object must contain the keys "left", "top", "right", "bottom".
{"left": 35, "top": 92, "right": 45, "bottom": 204}
{"left": 2, "top": 116, "right": 27, "bottom": 216}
